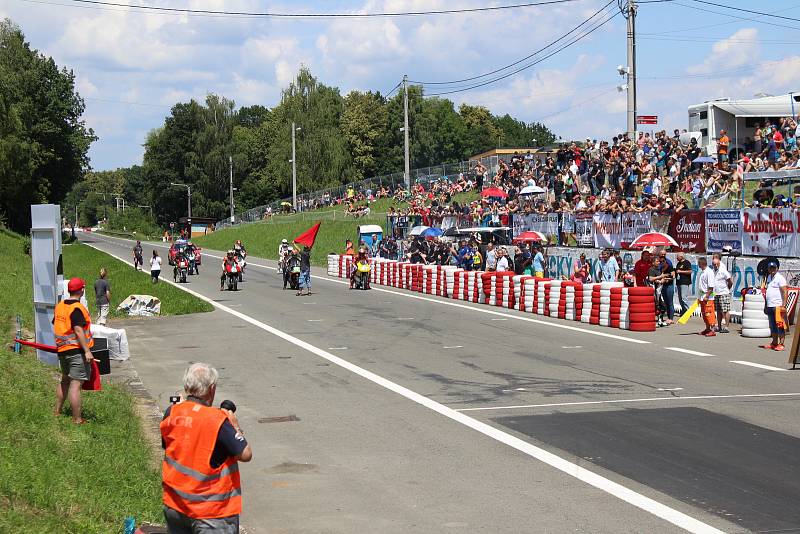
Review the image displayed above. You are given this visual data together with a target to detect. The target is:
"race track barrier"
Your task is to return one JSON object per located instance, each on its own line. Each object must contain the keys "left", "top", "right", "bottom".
{"left": 327, "top": 255, "right": 656, "bottom": 332}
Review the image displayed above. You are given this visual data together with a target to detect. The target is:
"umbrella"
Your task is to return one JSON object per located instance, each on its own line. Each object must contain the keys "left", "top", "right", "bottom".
{"left": 629, "top": 232, "right": 679, "bottom": 248}
{"left": 692, "top": 156, "right": 717, "bottom": 164}
{"left": 421, "top": 227, "right": 443, "bottom": 238}
{"left": 480, "top": 187, "right": 508, "bottom": 198}
{"left": 408, "top": 225, "right": 430, "bottom": 236}
{"left": 519, "top": 185, "right": 546, "bottom": 196}
{"left": 443, "top": 226, "right": 461, "bottom": 237}
{"left": 512, "top": 230, "right": 549, "bottom": 244}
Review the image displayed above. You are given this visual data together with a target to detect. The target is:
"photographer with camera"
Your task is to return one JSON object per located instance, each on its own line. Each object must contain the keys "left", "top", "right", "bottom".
{"left": 160, "top": 363, "right": 252, "bottom": 534}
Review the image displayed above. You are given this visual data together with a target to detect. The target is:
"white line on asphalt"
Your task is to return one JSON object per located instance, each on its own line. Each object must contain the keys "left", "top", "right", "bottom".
{"left": 86, "top": 238, "right": 724, "bottom": 534}
{"left": 443, "top": 345, "right": 463, "bottom": 349}
{"left": 665, "top": 347, "right": 713, "bottom": 357}
{"left": 730, "top": 360, "right": 788, "bottom": 372}
{"left": 491, "top": 318, "right": 508, "bottom": 321}
{"left": 562, "top": 345, "right": 583, "bottom": 349}
{"left": 92, "top": 235, "right": 651, "bottom": 346}
{"left": 657, "top": 388, "right": 683, "bottom": 392}
{"left": 396, "top": 317, "right": 415, "bottom": 320}
{"left": 307, "top": 319, "right": 323, "bottom": 322}
{"left": 455, "top": 392, "right": 800, "bottom": 412}
{"left": 328, "top": 347, "right": 348, "bottom": 350}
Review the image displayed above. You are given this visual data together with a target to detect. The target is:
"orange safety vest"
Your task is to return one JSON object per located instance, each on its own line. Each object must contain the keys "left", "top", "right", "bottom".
{"left": 161, "top": 402, "right": 242, "bottom": 519}
{"left": 53, "top": 300, "right": 94, "bottom": 353}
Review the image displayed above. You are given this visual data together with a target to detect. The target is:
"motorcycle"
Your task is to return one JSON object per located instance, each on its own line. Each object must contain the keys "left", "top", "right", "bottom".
{"left": 174, "top": 256, "right": 189, "bottom": 283}
{"left": 225, "top": 262, "right": 240, "bottom": 291}
{"left": 350, "top": 262, "right": 371, "bottom": 290}
{"left": 235, "top": 252, "right": 247, "bottom": 282}
{"left": 287, "top": 264, "right": 301, "bottom": 291}
{"left": 188, "top": 255, "right": 197, "bottom": 276}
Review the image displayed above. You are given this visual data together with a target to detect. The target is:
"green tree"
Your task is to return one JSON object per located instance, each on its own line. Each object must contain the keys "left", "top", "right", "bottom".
{"left": 0, "top": 19, "right": 96, "bottom": 232}
{"left": 341, "top": 90, "right": 387, "bottom": 180}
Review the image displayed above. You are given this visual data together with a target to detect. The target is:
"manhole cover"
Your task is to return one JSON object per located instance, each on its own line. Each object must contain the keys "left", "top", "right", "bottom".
{"left": 258, "top": 415, "right": 300, "bottom": 423}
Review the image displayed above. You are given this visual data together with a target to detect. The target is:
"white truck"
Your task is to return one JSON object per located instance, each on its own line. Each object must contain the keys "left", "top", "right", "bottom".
{"left": 687, "top": 93, "right": 799, "bottom": 157}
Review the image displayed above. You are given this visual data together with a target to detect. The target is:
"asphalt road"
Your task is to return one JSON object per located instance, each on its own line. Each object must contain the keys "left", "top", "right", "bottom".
{"left": 82, "top": 233, "right": 800, "bottom": 534}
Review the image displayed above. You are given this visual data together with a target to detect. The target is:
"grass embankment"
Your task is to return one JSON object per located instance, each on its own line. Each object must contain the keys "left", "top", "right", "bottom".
{"left": 64, "top": 242, "right": 213, "bottom": 317}
{"left": 0, "top": 229, "right": 208, "bottom": 533}
{"left": 196, "top": 191, "right": 480, "bottom": 265}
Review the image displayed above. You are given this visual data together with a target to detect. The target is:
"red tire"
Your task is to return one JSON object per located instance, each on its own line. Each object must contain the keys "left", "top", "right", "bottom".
{"left": 610, "top": 319, "right": 621, "bottom": 328}
{"left": 629, "top": 322, "right": 656, "bottom": 331}
{"left": 628, "top": 295, "right": 656, "bottom": 304}
{"left": 628, "top": 313, "right": 656, "bottom": 323}
{"left": 627, "top": 287, "right": 655, "bottom": 296}
{"left": 589, "top": 317, "right": 600, "bottom": 325}
{"left": 627, "top": 304, "right": 655, "bottom": 313}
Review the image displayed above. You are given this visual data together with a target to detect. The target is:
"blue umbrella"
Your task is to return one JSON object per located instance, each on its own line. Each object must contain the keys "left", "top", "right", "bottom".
{"left": 692, "top": 156, "right": 717, "bottom": 164}
{"left": 421, "top": 227, "right": 443, "bottom": 238}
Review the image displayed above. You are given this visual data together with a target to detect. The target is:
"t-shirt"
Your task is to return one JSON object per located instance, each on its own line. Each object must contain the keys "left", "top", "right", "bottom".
{"left": 633, "top": 259, "right": 651, "bottom": 287}
{"left": 62, "top": 299, "right": 87, "bottom": 329}
{"left": 150, "top": 256, "right": 162, "bottom": 271}
{"left": 532, "top": 252, "right": 545, "bottom": 273}
{"left": 712, "top": 264, "right": 731, "bottom": 295}
{"left": 496, "top": 256, "right": 509, "bottom": 272}
{"left": 600, "top": 257, "right": 619, "bottom": 281}
{"left": 675, "top": 259, "right": 692, "bottom": 285}
{"left": 766, "top": 273, "right": 787, "bottom": 307}
{"left": 162, "top": 400, "right": 248, "bottom": 469}
{"left": 94, "top": 278, "right": 110, "bottom": 306}
{"left": 647, "top": 265, "right": 662, "bottom": 287}
{"left": 299, "top": 249, "right": 311, "bottom": 271}
{"left": 698, "top": 267, "right": 714, "bottom": 299}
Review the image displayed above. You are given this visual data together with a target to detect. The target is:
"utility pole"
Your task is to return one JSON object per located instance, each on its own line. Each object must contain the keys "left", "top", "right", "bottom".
{"left": 403, "top": 75, "right": 410, "bottom": 190}
{"left": 229, "top": 156, "right": 235, "bottom": 223}
{"left": 170, "top": 182, "right": 192, "bottom": 221}
{"left": 623, "top": 0, "right": 637, "bottom": 140}
{"left": 291, "top": 121, "right": 298, "bottom": 211}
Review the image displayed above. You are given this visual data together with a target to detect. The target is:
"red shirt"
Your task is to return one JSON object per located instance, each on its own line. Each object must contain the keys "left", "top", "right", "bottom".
{"left": 634, "top": 259, "right": 652, "bottom": 287}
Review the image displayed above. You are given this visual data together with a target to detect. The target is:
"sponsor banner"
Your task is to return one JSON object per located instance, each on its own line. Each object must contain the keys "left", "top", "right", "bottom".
{"left": 561, "top": 213, "right": 575, "bottom": 233}
{"left": 512, "top": 213, "right": 559, "bottom": 237}
{"left": 668, "top": 210, "right": 706, "bottom": 252}
{"left": 575, "top": 212, "right": 594, "bottom": 247}
{"left": 705, "top": 209, "right": 742, "bottom": 253}
{"left": 440, "top": 216, "right": 458, "bottom": 231}
{"left": 592, "top": 212, "right": 651, "bottom": 249}
{"left": 741, "top": 208, "right": 796, "bottom": 257}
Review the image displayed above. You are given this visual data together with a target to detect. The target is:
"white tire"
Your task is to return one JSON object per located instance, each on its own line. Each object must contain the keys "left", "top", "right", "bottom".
{"left": 741, "top": 310, "right": 767, "bottom": 320}
{"left": 744, "top": 293, "right": 764, "bottom": 302}
{"left": 742, "top": 301, "right": 765, "bottom": 311}
{"left": 740, "top": 327, "right": 772, "bottom": 338}
{"left": 742, "top": 319, "right": 771, "bottom": 330}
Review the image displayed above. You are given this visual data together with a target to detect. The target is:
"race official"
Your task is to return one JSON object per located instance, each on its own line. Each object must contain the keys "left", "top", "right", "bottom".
{"left": 711, "top": 253, "right": 733, "bottom": 333}
{"left": 161, "top": 363, "right": 252, "bottom": 534}
{"left": 53, "top": 278, "right": 94, "bottom": 424}
{"left": 697, "top": 257, "right": 716, "bottom": 336}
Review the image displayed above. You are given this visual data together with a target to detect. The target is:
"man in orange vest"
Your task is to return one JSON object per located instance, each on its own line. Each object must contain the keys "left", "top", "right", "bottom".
{"left": 161, "top": 363, "right": 252, "bottom": 533}
{"left": 53, "top": 277, "right": 94, "bottom": 424}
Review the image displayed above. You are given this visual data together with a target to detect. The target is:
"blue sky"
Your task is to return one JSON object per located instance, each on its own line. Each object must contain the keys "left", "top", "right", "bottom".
{"left": 2, "top": 0, "right": 799, "bottom": 170}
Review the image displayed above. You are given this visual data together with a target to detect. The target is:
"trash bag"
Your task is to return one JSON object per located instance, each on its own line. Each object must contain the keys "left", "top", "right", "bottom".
{"left": 117, "top": 295, "right": 161, "bottom": 317}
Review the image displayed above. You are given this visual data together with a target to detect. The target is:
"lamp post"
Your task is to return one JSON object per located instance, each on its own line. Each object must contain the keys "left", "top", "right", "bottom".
{"left": 291, "top": 123, "right": 301, "bottom": 211}
{"left": 170, "top": 182, "right": 192, "bottom": 221}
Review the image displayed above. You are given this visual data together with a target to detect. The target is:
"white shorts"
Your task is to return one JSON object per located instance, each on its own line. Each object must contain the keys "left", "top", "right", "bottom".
{"left": 97, "top": 304, "right": 109, "bottom": 325}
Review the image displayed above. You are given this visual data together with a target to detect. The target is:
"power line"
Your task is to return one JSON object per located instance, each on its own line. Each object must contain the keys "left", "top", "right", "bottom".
{"left": 687, "top": 0, "right": 800, "bottom": 23}
{"left": 48, "top": 0, "right": 585, "bottom": 18}
{"left": 409, "top": 0, "right": 616, "bottom": 87}
{"left": 384, "top": 81, "right": 402, "bottom": 98}
{"left": 670, "top": 1, "right": 800, "bottom": 31}
{"left": 423, "top": 9, "right": 620, "bottom": 96}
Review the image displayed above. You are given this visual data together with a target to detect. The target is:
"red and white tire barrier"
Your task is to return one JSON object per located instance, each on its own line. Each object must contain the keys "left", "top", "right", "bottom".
{"left": 327, "top": 256, "right": 655, "bottom": 333}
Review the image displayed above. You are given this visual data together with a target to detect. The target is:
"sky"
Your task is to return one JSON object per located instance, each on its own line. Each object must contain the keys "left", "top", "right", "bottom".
{"left": 2, "top": 0, "right": 800, "bottom": 170}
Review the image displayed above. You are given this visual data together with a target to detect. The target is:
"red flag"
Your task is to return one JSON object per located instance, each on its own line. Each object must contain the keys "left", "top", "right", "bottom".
{"left": 293, "top": 222, "right": 321, "bottom": 249}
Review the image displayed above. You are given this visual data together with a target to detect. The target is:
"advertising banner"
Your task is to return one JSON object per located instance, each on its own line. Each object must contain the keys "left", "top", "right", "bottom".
{"left": 705, "top": 209, "right": 742, "bottom": 253}
{"left": 668, "top": 210, "right": 706, "bottom": 252}
{"left": 513, "top": 213, "right": 559, "bottom": 237}
{"left": 593, "top": 212, "right": 651, "bottom": 249}
{"left": 561, "top": 213, "right": 575, "bottom": 234}
{"left": 575, "top": 212, "right": 594, "bottom": 247}
{"left": 741, "top": 208, "right": 797, "bottom": 257}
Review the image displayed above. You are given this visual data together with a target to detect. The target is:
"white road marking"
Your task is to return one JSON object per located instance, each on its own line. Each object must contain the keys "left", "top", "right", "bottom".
{"left": 562, "top": 345, "right": 583, "bottom": 349}
{"left": 86, "top": 237, "right": 724, "bottom": 534}
{"left": 328, "top": 347, "right": 348, "bottom": 350}
{"left": 92, "top": 235, "right": 651, "bottom": 346}
{"left": 396, "top": 317, "right": 415, "bottom": 320}
{"left": 456, "top": 392, "right": 800, "bottom": 412}
{"left": 657, "top": 388, "right": 683, "bottom": 392}
{"left": 443, "top": 345, "right": 463, "bottom": 349}
{"left": 307, "top": 319, "right": 323, "bottom": 322}
{"left": 491, "top": 318, "right": 508, "bottom": 321}
{"left": 665, "top": 347, "right": 713, "bottom": 357}
{"left": 730, "top": 361, "right": 788, "bottom": 372}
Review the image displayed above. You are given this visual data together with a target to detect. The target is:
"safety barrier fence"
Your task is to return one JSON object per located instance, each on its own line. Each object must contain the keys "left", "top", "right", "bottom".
{"left": 327, "top": 255, "right": 657, "bottom": 332}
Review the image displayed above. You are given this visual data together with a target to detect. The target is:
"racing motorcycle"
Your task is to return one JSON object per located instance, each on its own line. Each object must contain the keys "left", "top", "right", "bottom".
{"left": 225, "top": 262, "right": 240, "bottom": 291}
{"left": 234, "top": 251, "right": 247, "bottom": 283}
{"left": 350, "top": 261, "right": 371, "bottom": 290}
{"left": 174, "top": 255, "right": 190, "bottom": 284}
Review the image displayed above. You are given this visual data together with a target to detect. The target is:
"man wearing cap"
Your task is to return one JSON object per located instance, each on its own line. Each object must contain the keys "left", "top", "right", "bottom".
{"left": 717, "top": 129, "right": 729, "bottom": 163}
{"left": 763, "top": 259, "right": 788, "bottom": 351}
{"left": 53, "top": 278, "right": 94, "bottom": 424}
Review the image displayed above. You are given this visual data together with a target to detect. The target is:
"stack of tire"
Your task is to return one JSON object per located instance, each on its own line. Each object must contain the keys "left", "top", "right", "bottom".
{"left": 566, "top": 282, "right": 582, "bottom": 321}
{"left": 481, "top": 273, "right": 495, "bottom": 304}
{"left": 472, "top": 271, "right": 485, "bottom": 303}
{"left": 496, "top": 272, "right": 514, "bottom": 308}
{"left": 547, "top": 280, "right": 563, "bottom": 317}
{"left": 327, "top": 254, "right": 339, "bottom": 276}
{"left": 442, "top": 266, "right": 459, "bottom": 297}
{"left": 412, "top": 265, "right": 424, "bottom": 293}
{"left": 609, "top": 287, "right": 623, "bottom": 328}
{"left": 580, "top": 283, "right": 597, "bottom": 323}
{"left": 522, "top": 277, "right": 537, "bottom": 312}
{"left": 625, "top": 287, "right": 657, "bottom": 332}
{"left": 741, "top": 291, "right": 771, "bottom": 338}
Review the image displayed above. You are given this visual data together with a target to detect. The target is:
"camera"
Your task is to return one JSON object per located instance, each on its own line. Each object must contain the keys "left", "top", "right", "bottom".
{"left": 169, "top": 395, "right": 181, "bottom": 404}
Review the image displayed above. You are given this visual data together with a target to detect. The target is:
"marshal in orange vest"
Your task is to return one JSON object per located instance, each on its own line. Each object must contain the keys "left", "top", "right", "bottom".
{"left": 53, "top": 300, "right": 94, "bottom": 352}
{"left": 160, "top": 401, "right": 242, "bottom": 519}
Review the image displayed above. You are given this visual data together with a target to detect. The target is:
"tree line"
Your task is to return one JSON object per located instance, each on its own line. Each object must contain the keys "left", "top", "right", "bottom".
{"left": 0, "top": 19, "right": 556, "bottom": 232}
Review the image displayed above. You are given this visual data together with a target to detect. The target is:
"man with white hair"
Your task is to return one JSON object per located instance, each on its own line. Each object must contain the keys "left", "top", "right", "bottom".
{"left": 161, "top": 363, "right": 252, "bottom": 533}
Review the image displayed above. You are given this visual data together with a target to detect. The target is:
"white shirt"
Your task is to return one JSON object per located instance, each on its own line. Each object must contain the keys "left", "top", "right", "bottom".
{"left": 766, "top": 272, "right": 787, "bottom": 307}
{"left": 651, "top": 177, "right": 662, "bottom": 197}
{"left": 486, "top": 249, "right": 497, "bottom": 269}
{"left": 496, "top": 256, "right": 510, "bottom": 271}
{"left": 150, "top": 256, "right": 162, "bottom": 271}
{"left": 712, "top": 264, "right": 731, "bottom": 295}
{"left": 698, "top": 266, "right": 714, "bottom": 299}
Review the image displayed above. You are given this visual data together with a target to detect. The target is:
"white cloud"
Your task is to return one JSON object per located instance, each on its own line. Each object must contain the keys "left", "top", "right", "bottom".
{"left": 687, "top": 28, "right": 760, "bottom": 75}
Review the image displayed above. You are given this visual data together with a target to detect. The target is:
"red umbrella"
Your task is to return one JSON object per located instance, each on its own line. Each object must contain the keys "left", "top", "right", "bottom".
{"left": 629, "top": 232, "right": 679, "bottom": 249}
{"left": 512, "top": 231, "right": 549, "bottom": 244}
{"left": 480, "top": 187, "right": 508, "bottom": 199}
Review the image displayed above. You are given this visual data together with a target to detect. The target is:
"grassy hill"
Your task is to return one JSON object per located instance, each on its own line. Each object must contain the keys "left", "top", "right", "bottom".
{"left": 195, "top": 192, "right": 479, "bottom": 265}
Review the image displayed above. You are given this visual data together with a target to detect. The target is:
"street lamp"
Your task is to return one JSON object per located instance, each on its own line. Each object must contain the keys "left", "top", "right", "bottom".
{"left": 170, "top": 182, "right": 192, "bottom": 221}
{"left": 291, "top": 123, "right": 302, "bottom": 211}
{"left": 137, "top": 204, "right": 153, "bottom": 219}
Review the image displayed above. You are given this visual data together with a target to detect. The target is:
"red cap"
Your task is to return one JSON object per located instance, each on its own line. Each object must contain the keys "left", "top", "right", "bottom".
{"left": 67, "top": 277, "right": 85, "bottom": 292}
